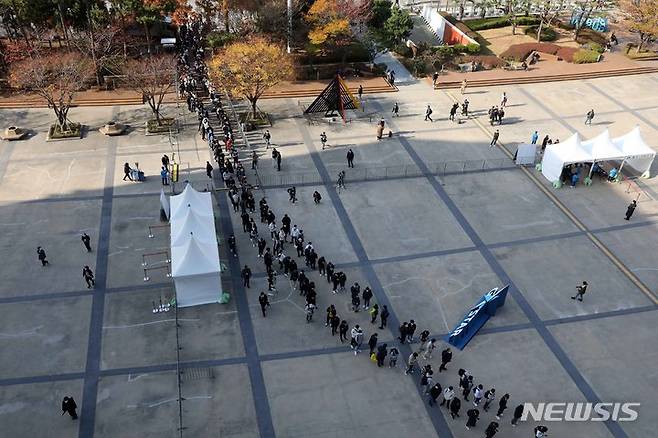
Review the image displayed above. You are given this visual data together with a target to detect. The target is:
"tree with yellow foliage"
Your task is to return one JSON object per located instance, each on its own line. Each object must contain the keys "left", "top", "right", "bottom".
{"left": 620, "top": 0, "right": 658, "bottom": 53}
{"left": 208, "top": 36, "right": 294, "bottom": 117}
{"left": 305, "top": 0, "right": 371, "bottom": 51}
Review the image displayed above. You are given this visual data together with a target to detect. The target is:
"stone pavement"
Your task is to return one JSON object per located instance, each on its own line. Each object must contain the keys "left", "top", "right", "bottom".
{"left": 0, "top": 68, "right": 657, "bottom": 438}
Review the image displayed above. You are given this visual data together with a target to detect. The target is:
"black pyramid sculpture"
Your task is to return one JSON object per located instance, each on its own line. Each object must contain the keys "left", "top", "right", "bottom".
{"left": 303, "top": 75, "right": 361, "bottom": 121}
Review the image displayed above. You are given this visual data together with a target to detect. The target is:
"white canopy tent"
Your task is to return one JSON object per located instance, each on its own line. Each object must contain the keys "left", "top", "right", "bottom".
{"left": 541, "top": 128, "right": 656, "bottom": 182}
{"left": 169, "top": 184, "right": 222, "bottom": 307}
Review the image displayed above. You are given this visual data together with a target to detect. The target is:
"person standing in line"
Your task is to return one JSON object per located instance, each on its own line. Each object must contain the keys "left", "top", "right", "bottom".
{"left": 625, "top": 200, "right": 637, "bottom": 220}
{"left": 483, "top": 388, "right": 496, "bottom": 412}
{"left": 379, "top": 305, "right": 389, "bottom": 329}
{"left": 496, "top": 393, "right": 510, "bottom": 419}
{"left": 362, "top": 286, "right": 373, "bottom": 309}
{"left": 350, "top": 325, "right": 363, "bottom": 355}
{"left": 423, "top": 338, "right": 437, "bottom": 360}
{"left": 83, "top": 266, "right": 95, "bottom": 288}
{"left": 473, "top": 384, "right": 484, "bottom": 406}
{"left": 571, "top": 280, "right": 588, "bottom": 301}
{"left": 441, "top": 386, "right": 455, "bottom": 408}
{"left": 346, "top": 149, "right": 355, "bottom": 168}
{"left": 206, "top": 161, "right": 213, "bottom": 179}
{"left": 160, "top": 166, "right": 169, "bottom": 185}
{"left": 81, "top": 233, "right": 92, "bottom": 252}
{"left": 531, "top": 131, "right": 539, "bottom": 145}
{"left": 392, "top": 102, "right": 399, "bottom": 117}
{"left": 425, "top": 104, "right": 433, "bottom": 122}
{"left": 368, "top": 332, "right": 378, "bottom": 355}
{"left": 317, "top": 256, "right": 326, "bottom": 276}
{"left": 484, "top": 421, "right": 499, "bottom": 438}
{"left": 228, "top": 234, "right": 237, "bottom": 257}
{"left": 461, "top": 375, "right": 474, "bottom": 401}
{"left": 37, "top": 246, "right": 50, "bottom": 266}
{"left": 398, "top": 322, "right": 408, "bottom": 344}
{"left": 407, "top": 320, "right": 417, "bottom": 343}
{"left": 465, "top": 408, "right": 480, "bottom": 430}
{"left": 61, "top": 396, "right": 78, "bottom": 420}
{"left": 251, "top": 151, "right": 258, "bottom": 170}
{"left": 305, "top": 302, "right": 315, "bottom": 323}
{"left": 388, "top": 346, "right": 399, "bottom": 368}
{"left": 339, "top": 319, "right": 349, "bottom": 343}
{"left": 490, "top": 130, "right": 499, "bottom": 148}
{"left": 439, "top": 347, "right": 452, "bottom": 372}
{"left": 422, "top": 370, "right": 434, "bottom": 395}
{"left": 369, "top": 303, "right": 379, "bottom": 324}
{"left": 258, "top": 292, "right": 270, "bottom": 317}
{"left": 241, "top": 265, "right": 252, "bottom": 288}
{"left": 428, "top": 383, "right": 442, "bottom": 406}
{"left": 405, "top": 352, "right": 419, "bottom": 375}
{"left": 449, "top": 397, "right": 461, "bottom": 419}
{"left": 511, "top": 404, "right": 524, "bottom": 426}
{"left": 320, "top": 132, "right": 327, "bottom": 150}
{"left": 330, "top": 315, "right": 341, "bottom": 336}
{"left": 375, "top": 343, "right": 388, "bottom": 367}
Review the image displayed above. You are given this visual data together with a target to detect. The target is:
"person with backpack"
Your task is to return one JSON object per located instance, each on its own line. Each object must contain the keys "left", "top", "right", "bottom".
{"left": 483, "top": 388, "right": 496, "bottom": 412}
{"left": 441, "top": 386, "right": 455, "bottom": 408}
{"left": 473, "top": 384, "right": 484, "bottom": 406}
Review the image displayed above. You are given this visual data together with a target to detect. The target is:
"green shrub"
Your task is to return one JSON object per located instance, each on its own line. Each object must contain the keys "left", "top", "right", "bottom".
{"left": 464, "top": 15, "right": 540, "bottom": 31}
{"left": 384, "top": 7, "right": 414, "bottom": 42}
{"left": 583, "top": 42, "right": 605, "bottom": 53}
{"left": 369, "top": 0, "right": 393, "bottom": 28}
{"left": 466, "top": 43, "right": 481, "bottom": 54}
{"left": 392, "top": 42, "right": 412, "bottom": 58}
{"left": 206, "top": 31, "right": 235, "bottom": 48}
{"left": 573, "top": 49, "right": 601, "bottom": 63}
{"left": 524, "top": 26, "right": 557, "bottom": 42}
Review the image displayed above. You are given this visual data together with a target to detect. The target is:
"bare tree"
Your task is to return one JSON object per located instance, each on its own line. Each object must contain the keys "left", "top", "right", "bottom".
{"left": 9, "top": 51, "right": 93, "bottom": 131}
{"left": 70, "top": 26, "right": 123, "bottom": 87}
{"left": 572, "top": 0, "right": 608, "bottom": 41}
{"left": 620, "top": 0, "right": 658, "bottom": 52}
{"left": 122, "top": 55, "right": 176, "bottom": 125}
{"left": 535, "top": 0, "right": 565, "bottom": 42}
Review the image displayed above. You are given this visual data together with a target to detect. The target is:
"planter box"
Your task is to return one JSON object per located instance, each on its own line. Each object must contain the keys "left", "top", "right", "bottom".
{"left": 145, "top": 118, "right": 177, "bottom": 135}
{"left": 46, "top": 123, "right": 83, "bottom": 141}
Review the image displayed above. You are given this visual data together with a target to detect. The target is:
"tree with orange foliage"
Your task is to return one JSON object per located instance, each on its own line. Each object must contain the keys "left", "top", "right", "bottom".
{"left": 305, "top": 0, "right": 371, "bottom": 52}
{"left": 208, "top": 36, "right": 294, "bottom": 117}
{"left": 620, "top": 0, "right": 658, "bottom": 53}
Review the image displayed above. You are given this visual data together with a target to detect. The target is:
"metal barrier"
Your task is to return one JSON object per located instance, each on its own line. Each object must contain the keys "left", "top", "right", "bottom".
{"left": 255, "top": 157, "right": 515, "bottom": 187}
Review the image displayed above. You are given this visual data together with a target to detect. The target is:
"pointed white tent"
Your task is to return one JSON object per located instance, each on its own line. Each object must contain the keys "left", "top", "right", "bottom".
{"left": 541, "top": 133, "right": 590, "bottom": 182}
{"left": 171, "top": 234, "right": 221, "bottom": 307}
{"left": 612, "top": 127, "right": 656, "bottom": 178}
{"left": 170, "top": 208, "right": 217, "bottom": 247}
{"left": 580, "top": 129, "right": 625, "bottom": 162}
{"left": 170, "top": 184, "right": 214, "bottom": 222}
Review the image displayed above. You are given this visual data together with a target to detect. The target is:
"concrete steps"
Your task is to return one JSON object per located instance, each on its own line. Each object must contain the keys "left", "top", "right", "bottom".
{"left": 262, "top": 84, "right": 396, "bottom": 99}
{"left": 434, "top": 66, "right": 658, "bottom": 89}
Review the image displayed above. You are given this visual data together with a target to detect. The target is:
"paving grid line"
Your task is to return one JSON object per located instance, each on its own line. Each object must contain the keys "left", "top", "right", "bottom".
{"left": 369, "top": 97, "right": 634, "bottom": 438}
{"left": 78, "top": 106, "right": 120, "bottom": 438}
{"left": 211, "top": 178, "right": 276, "bottom": 438}
{"left": 495, "top": 87, "right": 657, "bottom": 304}
{"left": 583, "top": 80, "right": 658, "bottom": 131}
{"left": 290, "top": 108, "right": 455, "bottom": 438}
{"left": 0, "top": 142, "right": 17, "bottom": 185}
{"left": 1, "top": 303, "right": 655, "bottom": 388}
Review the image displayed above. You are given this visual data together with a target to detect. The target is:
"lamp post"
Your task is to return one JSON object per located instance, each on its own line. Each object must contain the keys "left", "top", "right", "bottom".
{"left": 287, "top": 0, "right": 292, "bottom": 54}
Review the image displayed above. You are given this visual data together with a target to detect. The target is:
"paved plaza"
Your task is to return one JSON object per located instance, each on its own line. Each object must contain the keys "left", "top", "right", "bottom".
{"left": 0, "top": 72, "right": 657, "bottom": 438}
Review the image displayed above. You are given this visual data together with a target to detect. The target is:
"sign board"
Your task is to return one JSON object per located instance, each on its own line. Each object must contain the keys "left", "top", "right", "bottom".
{"left": 446, "top": 285, "right": 509, "bottom": 350}
{"left": 516, "top": 143, "right": 538, "bottom": 166}
{"left": 570, "top": 11, "right": 608, "bottom": 32}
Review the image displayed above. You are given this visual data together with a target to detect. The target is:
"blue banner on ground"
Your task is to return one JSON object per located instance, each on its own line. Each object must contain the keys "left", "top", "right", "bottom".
{"left": 445, "top": 285, "right": 509, "bottom": 350}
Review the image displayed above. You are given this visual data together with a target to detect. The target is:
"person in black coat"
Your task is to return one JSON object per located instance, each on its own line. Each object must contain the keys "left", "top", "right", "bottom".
{"left": 428, "top": 383, "right": 442, "bottom": 406}
{"left": 375, "top": 343, "right": 387, "bottom": 367}
{"left": 466, "top": 408, "right": 479, "bottom": 429}
{"left": 368, "top": 333, "right": 378, "bottom": 355}
{"left": 61, "top": 396, "right": 78, "bottom": 419}
{"left": 449, "top": 397, "right": 461, "bottom": 419}
{"left": 484, "top": 421, "right": 499, "bottom": 437}
{"left": 439, "top": 347, "right": 452, "bottom": 372}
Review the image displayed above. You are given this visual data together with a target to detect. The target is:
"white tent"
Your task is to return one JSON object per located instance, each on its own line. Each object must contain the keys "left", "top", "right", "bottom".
{"left": 541, "top": 133, "right": 590, "bottom": 182}
{"left": 580, "top": 129, "right": 625, "bottom": 162}
{"left": 612, "top": 126, "right": 656, "bottom": 178}
{"left": 171, "top": 235, "right": 221, "bottom": 307}
{"left": 169, "top": 183, "right": 222, "bottom": 307}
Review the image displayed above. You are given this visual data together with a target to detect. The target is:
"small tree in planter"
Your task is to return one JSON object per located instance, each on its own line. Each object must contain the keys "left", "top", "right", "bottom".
{"left": 123, "top": 54, "right": 176, "bottom": 132}
{"left": 620, "top": 0, "right": 658, "bottom": 53}
{"left": 9, "top": 51, "right": 93, "bottom": 138}
{"left": 208, "top": 36, "right": 294, "bottom": 121}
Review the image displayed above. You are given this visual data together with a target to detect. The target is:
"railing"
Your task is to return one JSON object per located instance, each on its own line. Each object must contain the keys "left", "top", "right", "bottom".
{"left": 255, "top": 157, "right": 514, "bottom": 187}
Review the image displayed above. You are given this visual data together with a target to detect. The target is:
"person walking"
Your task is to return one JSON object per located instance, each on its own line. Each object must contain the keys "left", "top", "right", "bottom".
{"left": 346, "top": 149, "right": 355, "bottom": 168}
{"left": 160, "top": 166, "right": 169, "bottom": 185}
{"left": 388, "top": 346, "right": 399, "bottom": 368}
{"left": 61, "top": 396, "right": 78, "bottom": 420}
{"left": 625, "top": 200, "right": 637, "bottom": 220}
{"left": 571, "top": 280, "right": 588, "bottom": 301}
{"left": 496, "top": 393, "right": 510, "bottom": 419}
{"left": 432, "top": 71, "right": 439, "bottom": 87}
{"left": 263, "top": 130, "right": 271, "bottom": 149}
{"left": 483, "top": 388, "right": 496, "bottom": 411}
{"left": 339, "top": 319, "right": 349, "bottom": 343}
{"left": 500, "top": 91, "right": 507, "bottom": 107}
{"left": 531, "top": 131, "right": 539, "bottom": 145}
{"left": 429, "top": 383, "right": 442, "bottom": 406}
{"left": 484, "top": 421, "right": 499, "bottom": 438}
{"left": 423, "top": 338, "right": 437, "bottom": 360}
{"left": 441, "top": 386, "right": 455, "bottom": 408}
{"left": 206, "top": 161, "right": 213, "bottom": 179}
{"left": 449, "top": 103, "right": 458, "bottom": 121}
{"left": 439, "top": 347, "right": 452, "bottom": 372}
{"left": 405, "top": 352, "right": 419, "bottom": 375}
{"left": 375, "top": 343, "right": 388, "bottom": 367}
{"left": 123, "top": 162, "right": 133, "bottom": 181}
{"left": 80, "top": 233, "right": 92, "bottom": 252}
{"left": 490, "top": 130, "right": 499, "bottom": 148}
{"left": 585, "top": 109, "right": 595, "bottom": 125}
{"left": 82, "top": 266, "right": 95, "bottom": 288}
{"left": 460, "top": 79, "right": 467, "bottom": 95}
{"left": 320, "top": 132, "right": 327, "bottom": 150}
{"left": 287, "top": 186, "right": 297, "bottom": 204}
{"left": 358, "top": 84, "right": 363, "bottom": 101}
{"left": 241, "top": 265, "right": 252, "bottom": 288}
{"left": 258, "top": 292, "right": 270, "bottom": 317}
{"left": 473, "top": 384, "right": 484, "bottom": 406}
{"left": 465, "top": 408, "right": 480, "bottom": 430}
{"left": 350, "top": 325, "right": 363, "bottom": 355}
{"left": 449, "top": 397, "right": 461, "bottom": 419}
{"left": 424, "top": 104, "right": 433, "bottom": 122}
{"left": 228, "top": 234, "right": 237, "bottom": 257}
{"left": 379, "top": 305, "right": 389, "bottom": 329}
{"left": 368, "top": 332, "right": 378, "bottom": 355}
{"left": 305, "top": 302, "right": 316, "bottom": 323}
{"left": 511, "top": 404, "right": 524, "bottom": 426}
{"left": 392, "top": 102, "right": 399, "bottom": 117}
{"left": 37, "top": 246, "right": 49, "bottom": 266}
{"left": 369, "top": 303, "right": 379, "bottom": 324}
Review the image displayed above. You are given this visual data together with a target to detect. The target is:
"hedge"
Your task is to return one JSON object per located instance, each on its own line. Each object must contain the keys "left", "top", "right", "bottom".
{"left": 500, "top": 43, "right": 578, "bottom": 62}
{"left": 524, "top": 25, "right": 557, "bottom": 42}
{"left": 573, "top": 49, "right": 601, "bottom": 64}
{"left": 464, "top": 15, "right": 540, "bottom": 31}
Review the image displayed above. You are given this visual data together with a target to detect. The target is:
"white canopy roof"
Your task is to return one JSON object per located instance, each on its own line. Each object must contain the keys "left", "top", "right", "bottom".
{"left": 171, "top": 235, "right": 220, "bottom": 278}
{"left": 170, "top": 208, "right": 217, "bottom": 247}
{"left": 612, "top": 126, "right": 655, "bottom": 158}
{"left": 541, "top": 133, "right": 590, "bottom": 182}
{"left": 580, "top": 130, "right": 625, "bottom": 161}
{"left": 169, "top": 184, "right": 214, "bottom": 222}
